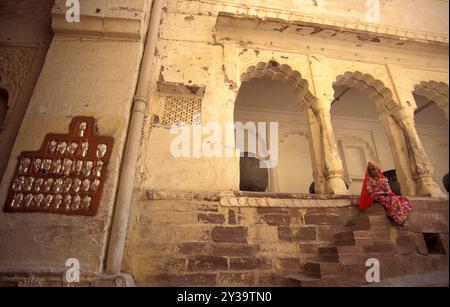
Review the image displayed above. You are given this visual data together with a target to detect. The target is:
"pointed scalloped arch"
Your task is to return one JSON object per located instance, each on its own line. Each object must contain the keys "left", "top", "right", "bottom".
{"left": 240, "top": 61, "right": 317, "bottom": 110}
{"left": 413, "top": 81, "right": 449, "bottom": 111}
{"left": 333, "top": 71, "right": 398, "bottom": 112}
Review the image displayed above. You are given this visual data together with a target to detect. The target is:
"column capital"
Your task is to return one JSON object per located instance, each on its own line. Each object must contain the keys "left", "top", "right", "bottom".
{"left": 310, "top": 99, "right": 332, "bottom": 114}
{"left": 392, "top": 106, "right": 415, "bottom": 122}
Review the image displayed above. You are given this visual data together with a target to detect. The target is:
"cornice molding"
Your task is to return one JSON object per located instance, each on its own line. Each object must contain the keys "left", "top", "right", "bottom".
{"left": 206, "top": 0, "right": 448, "bottom": 45}
{"left": 147, "top": 189, "right": 358, "bottom": 208}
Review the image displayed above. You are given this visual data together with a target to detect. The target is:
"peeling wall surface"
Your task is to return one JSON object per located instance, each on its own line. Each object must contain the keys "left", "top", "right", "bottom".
{"left": 0, "top": 0, "right": 448, "bottom": 287}
{"left": 0, "top": 0, "right": 151, "bottom": 277}
{"left": 129, "top": 0, "right": 450, "bottom": 286}
{"left": 144, "top": 0, "right": 448, "bottom": 193}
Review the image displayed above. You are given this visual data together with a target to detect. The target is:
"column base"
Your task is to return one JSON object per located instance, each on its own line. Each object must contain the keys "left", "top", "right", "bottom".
{"left": 325, "top": 177, "right": 349, "bottom": 195}
{"left": 415, "top": 176, "right": 447, "bottom": 198}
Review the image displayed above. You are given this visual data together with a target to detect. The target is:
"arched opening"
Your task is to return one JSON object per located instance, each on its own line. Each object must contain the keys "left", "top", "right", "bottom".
{"left": 0, "top": 88, "right": 9, "bottom": 130}
{"left": 235, "top": 62, "right": 314, "bottom": 193}
{"left": 413, "top": 82, "right": 449, "bottom": 194}
{"left": 331, "top": 73, "right": 398, "bottom": 195}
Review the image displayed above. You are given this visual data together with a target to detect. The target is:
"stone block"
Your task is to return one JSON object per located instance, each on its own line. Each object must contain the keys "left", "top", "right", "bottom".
{"left": 187, "top": 256, "right": 228, "bottom": 271}
{"left": 229, "top": 257, "right": 272, "bottom": 270}
{"left": 210, "top": 244, "right": 259, "bottom": 257}
{"left": 212, "top": 226, "right": 248, "bottom": 243}
{"left": 304, "top": 214, "right": 341, "bottom": 225}
{"left": 198, "top": 213, "right": 225, "bottom": 224}
{"left": 218, "top": 272, "right": 256, "bottom": 286}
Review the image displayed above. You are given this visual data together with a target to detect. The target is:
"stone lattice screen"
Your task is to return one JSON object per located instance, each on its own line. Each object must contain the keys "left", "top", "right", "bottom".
{"left": 161, "top": 95, "right": 202, "bottom": 126}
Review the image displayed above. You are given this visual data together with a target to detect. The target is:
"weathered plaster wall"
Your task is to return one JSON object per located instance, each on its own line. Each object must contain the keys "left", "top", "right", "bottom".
{"left": 0, "top": 0, "right": 447, "bottom": 286}
{"left": 168, "top": 0, "right": 449, "bottom": 37}
{"left": 142, "top": 0, "right": 448, "bottom": 193}
{"left": 123, "top": 1, "right": 449, "bottom": 286}
{"left": 0, "top": 0, "right": 151, "bottom": 276}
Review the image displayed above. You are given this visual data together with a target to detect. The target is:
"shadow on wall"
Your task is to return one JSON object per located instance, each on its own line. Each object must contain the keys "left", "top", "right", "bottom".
{"left": 0, "top": 88, "right": 8, "bottom": 132}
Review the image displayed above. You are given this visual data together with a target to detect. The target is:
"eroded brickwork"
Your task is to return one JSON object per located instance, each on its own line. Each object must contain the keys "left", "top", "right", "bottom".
{"left": 123, "top": 194, "right": 449, "bottom": 286}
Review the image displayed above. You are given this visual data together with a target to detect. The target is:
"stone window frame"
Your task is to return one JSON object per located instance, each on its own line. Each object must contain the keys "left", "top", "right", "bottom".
{"left": 156, "top": 81, "right": 206, "bottom": 128}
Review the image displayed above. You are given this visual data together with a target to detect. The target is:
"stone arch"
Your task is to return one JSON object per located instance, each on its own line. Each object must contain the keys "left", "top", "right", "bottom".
{"left": 333, "top": 71, "right": 398, "bottom": 113}
{"left": 331, "top": 71, "right": 411, "bottom": 195}
{"left": 413, "top": 81, "right": 449, "bottom": 121}
{"left": 240, "top": 61, "right": 317, "bottom": 110}
{"left": 235, "top": 60, "right": 317, "bottom": 194}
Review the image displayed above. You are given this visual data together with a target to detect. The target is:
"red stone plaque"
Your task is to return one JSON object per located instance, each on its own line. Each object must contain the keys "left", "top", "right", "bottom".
{"left": 3, "top": 117, "right": 113, "bottom": 216}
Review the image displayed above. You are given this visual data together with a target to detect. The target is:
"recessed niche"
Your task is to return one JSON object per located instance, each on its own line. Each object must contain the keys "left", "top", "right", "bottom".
{"left": 422, "top": 233, "right": 446, "bottom": 255}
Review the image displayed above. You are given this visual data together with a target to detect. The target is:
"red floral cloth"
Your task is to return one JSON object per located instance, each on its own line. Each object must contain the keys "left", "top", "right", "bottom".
{"left": 359, "top": 162, "right": 413, "bottom": 226}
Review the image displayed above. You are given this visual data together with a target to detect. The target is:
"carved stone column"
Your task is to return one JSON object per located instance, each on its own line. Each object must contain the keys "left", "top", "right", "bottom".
{"left": 306, "top": 107, "right": 326, "bottom": 194}
{"left": 393, "top": 107, "right": 445, "bottom": 197}
{"left": 310, "top": 100, "right": 349, "bottom": 195}
{"left": 378, "top": 112, "right": 416, "bottom": 196}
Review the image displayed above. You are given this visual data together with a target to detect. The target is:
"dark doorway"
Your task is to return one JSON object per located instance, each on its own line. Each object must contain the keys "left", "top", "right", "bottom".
{"left": 239, "top": 153, "right": 269, "bottom": 192}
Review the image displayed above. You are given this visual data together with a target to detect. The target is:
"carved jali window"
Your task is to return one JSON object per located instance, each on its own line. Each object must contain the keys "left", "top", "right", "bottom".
{"left": 161, "top": 95, "right": 202, "bottom": 126}
{"left": 3, "top": 117, "right": 113, "bottom": 216}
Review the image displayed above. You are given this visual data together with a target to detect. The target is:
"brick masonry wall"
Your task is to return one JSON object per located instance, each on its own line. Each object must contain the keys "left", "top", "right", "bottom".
{"left": 123, "top": 195, "right": 449, "bottom": 286}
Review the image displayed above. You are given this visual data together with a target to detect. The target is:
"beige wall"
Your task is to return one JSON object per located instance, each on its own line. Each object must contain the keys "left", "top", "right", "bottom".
{"left": 0, "top": 0, "right": 150, "bottom": 275}
{"left": 0, "top": 0, "right": 448, "bottom": 281}
{"left": 142, "top": 0, "right": 448, "bottom": 194}
{"left": 194, "top": 0, "right": 449, "bottom": 35}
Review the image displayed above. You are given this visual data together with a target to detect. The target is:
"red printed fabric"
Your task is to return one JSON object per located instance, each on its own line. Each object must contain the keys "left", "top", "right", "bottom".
{"left": 359, "top": 162, "right": 413, "bottom": 226}
{"left": 359, "top": 168, "right": 374, "bottom": 210}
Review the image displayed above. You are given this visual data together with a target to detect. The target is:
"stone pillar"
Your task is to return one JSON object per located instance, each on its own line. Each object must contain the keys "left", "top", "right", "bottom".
{"left": 306, "top": 107, "right": 326, "bottom": 194}
{"left": 309, "top": 100, "right": 348, "bottom": 195}
{"left": 378, "top": 112, "right": 416, "bottom": 196}
{"left": 393, "top": 107, "right": 445, "bottom": 198}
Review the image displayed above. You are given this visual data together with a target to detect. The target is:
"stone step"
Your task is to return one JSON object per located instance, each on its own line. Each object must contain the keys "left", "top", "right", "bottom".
{"left": 340, "top": 264, "right": 370, "bottom": 284}
{"left": 368, "top": 215, "right": 393, "bottom": 230}
{"left": 336, "top": 246, "right": 366, "bottom": 265}
{"left": 304, "top": 262, "right": 343, "bottom": 278}
{"left": 318, "top": 246, "right": 339, "bottom": 263}
{"left": 359, "top": 240, "right": 396, "bottom": 254}
{"left": 365, "top": 270, "right": 449, "bottom": 287}
{"left": 288, "top": 273, "right": 365, "bottom": 287}
{"left": 364, "top": 204, "right": 386, "bottom": 216}
{"left": 353, "top": 229, "right": 393, "bottom": 241}
{"left": 334, "top": 231, "right": 356, "bottom": 246}
{"left": 345, "top": 216, "right": 371, "bottom": 231}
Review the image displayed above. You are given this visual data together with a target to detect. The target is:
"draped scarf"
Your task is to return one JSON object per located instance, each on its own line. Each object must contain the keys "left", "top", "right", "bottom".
{"left": 359, "top": 162, "right": 413, "bottom": 226}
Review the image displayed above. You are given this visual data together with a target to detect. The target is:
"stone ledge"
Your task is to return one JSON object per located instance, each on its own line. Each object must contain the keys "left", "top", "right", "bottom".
{"left": 51, "top": 0, "right": 151, "bottom": 41}
{"left": 0, "top": 273, "right": 134, "bottom": 287}
{"left": 212, "top": 5, "right": 448, "bottom": 45}
{"left": 146, "top": 190, "right": 359, "bottom": 208}
{"left": 220, "top": 196, "right": 352, "bottom": 208}
{"left": 146, "top": 190, "right": 448, "bottom": 208}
